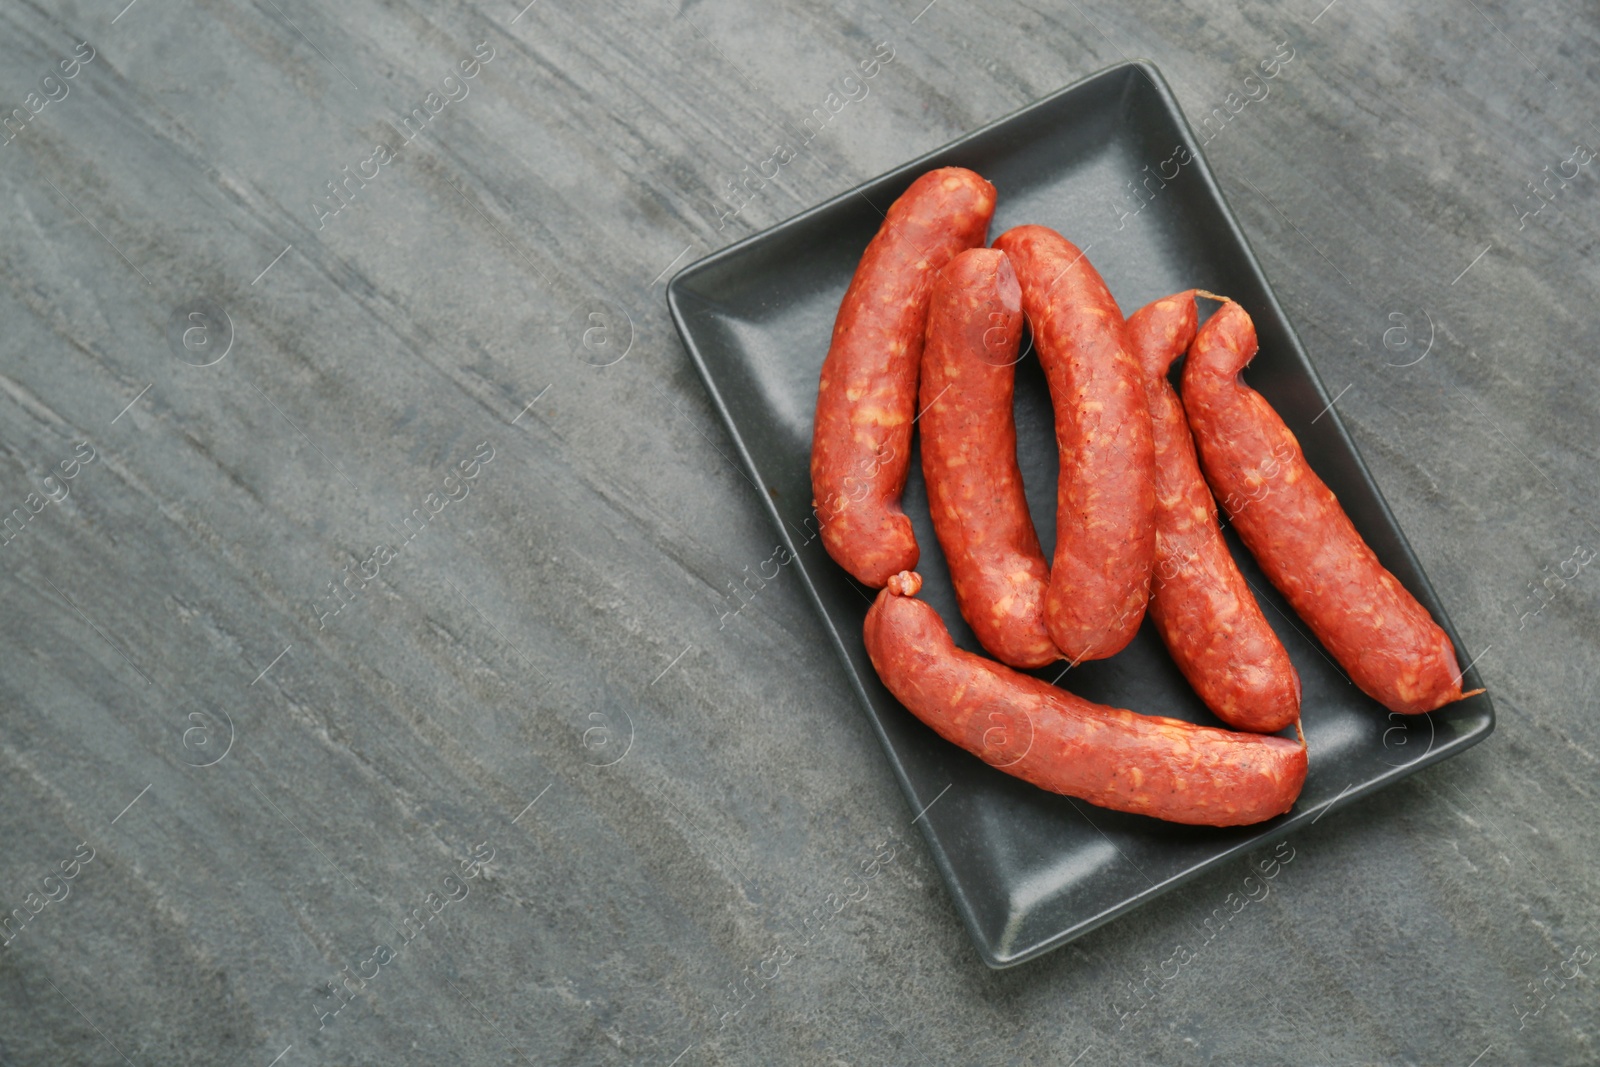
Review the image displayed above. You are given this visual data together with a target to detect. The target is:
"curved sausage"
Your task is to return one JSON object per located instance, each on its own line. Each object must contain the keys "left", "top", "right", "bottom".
{"left": 919, "top": 248, "right": 1059, "bottom": 668}
{"left": 864, "top": 572, "right": 1308, "bottom": 827}
{"left": 1128, "top": 291, "right": 1301, "bottom": 732}
{"left": 1181, "top": 300, "right": 1480, "bottom": 715}
{"left": 990, "top": 226, "right": 1156, "bottom": 661}
{"left": 811, "top": 167, "right": 998, "bottom": 588}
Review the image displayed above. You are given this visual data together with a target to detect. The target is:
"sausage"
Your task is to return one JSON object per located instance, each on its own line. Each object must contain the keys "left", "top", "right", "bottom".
{"left": 1128, "top": 291, "right": 1301, "bottom": 732}
{"left": 918, "top": 248, "right": 1059, "bottom": 668}
{"left": 990, "top": 225, "right": 1156, "bottom": 661}
{"left": 864, "top": 572, "right": 1308, "bottom": 827}
{"left": 1181, "top": 300, "right": 1481, "bottom": 715}
{"left": 811, "top": 167, "right": 998, "bottom": 588}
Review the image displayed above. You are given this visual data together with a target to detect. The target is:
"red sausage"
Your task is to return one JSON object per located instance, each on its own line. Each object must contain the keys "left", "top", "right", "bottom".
{"left": 918, "top": 248, "right": 1059, "bottom": 668}
{"left": 1128, "top": 292, "right": 1301, "bottom": 733}
{"left": 811, "top": 168, "right": 998, "bottom": 588}
{"left": 1181, "top": 301, "right": 1480, "bottom": 715}
{"left": 864, "top": 572, "right": 1308, "bottom": 827}
{"left": 990, "top": 226, "right": 1156, "bottom": 661}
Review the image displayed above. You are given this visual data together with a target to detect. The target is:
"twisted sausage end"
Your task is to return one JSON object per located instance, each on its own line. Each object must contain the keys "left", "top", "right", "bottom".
{"left": 886, "top": 571, "right": 923, "bottom": 597}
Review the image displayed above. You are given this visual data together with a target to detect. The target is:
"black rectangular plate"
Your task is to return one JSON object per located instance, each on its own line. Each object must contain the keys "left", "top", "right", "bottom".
{"left": 666, "top": 61, "right": 1492, "bottom": 968}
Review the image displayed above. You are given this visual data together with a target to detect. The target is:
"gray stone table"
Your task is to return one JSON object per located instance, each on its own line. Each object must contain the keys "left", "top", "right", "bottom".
{"left": 2, "top": 0, "right": 1597, "bottom": 1064}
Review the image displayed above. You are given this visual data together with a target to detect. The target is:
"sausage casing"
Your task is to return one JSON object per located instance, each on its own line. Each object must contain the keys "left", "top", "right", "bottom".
{"left": 1129, "top": 291, "right": 1301, "bottom": 732}
{"left": 864, "top": 572, "right": 1308, "bottom": 827}
{"left": 918, "top": 248, "right": 1058, "bottom": 668}
{"left": 1181, "top": 300, "right": 1476, "bottom": 715}
{"left": 990, "top": 226, "right": 1156, "bottom": 661}
{"left": 811, "top": 167, "right": 997, "bottom": 588}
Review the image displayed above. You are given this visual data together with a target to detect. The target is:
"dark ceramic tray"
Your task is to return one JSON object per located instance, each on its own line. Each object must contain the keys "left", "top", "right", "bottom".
{"left": 665, "top": 61, "right": 1492, "bottom": 968}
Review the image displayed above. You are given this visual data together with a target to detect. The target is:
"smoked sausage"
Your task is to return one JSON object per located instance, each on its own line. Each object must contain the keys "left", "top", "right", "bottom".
{"left": 1181, "top": 300, "right": 1480, "bottom": 715}
{"left": 864, "top": 572, "right": 1307, "bottom": 826}
{"left": 918, "top": 248, "right": 1059, "bottom": 668}
{"left": 990, "top": 226, "right": 1156, "bottom": 661}
{"left": 811, "top": 167, "right": 998, "bottom": 588}
{"left": 1128, "top": 291, "right": 1301, "bottom": 732}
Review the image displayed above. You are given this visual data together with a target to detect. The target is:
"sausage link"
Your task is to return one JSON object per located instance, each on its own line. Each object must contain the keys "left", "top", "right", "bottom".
{"left": 1181, "top": 301, "right": 1479, "bottom": 715}
{"left": 919, "top": 248, "right": 1059, "bottom": 668}
{"left": 811, "top": 167, "right": 998, "bottom": 588}
{"left": 864, "top": 572, "right": 1307, "bottom": 826}
{"left": 1128, "top": 291, "right": 1301, "bottom": 732}
{"left": 990, "top": 226, "right": 1156, "bottom": 661}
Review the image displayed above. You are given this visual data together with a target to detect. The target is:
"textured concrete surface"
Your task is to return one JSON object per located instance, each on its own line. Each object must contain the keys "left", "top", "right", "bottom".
{"left": 1, "top": 1, "right": 1597, "bottom": 1064}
